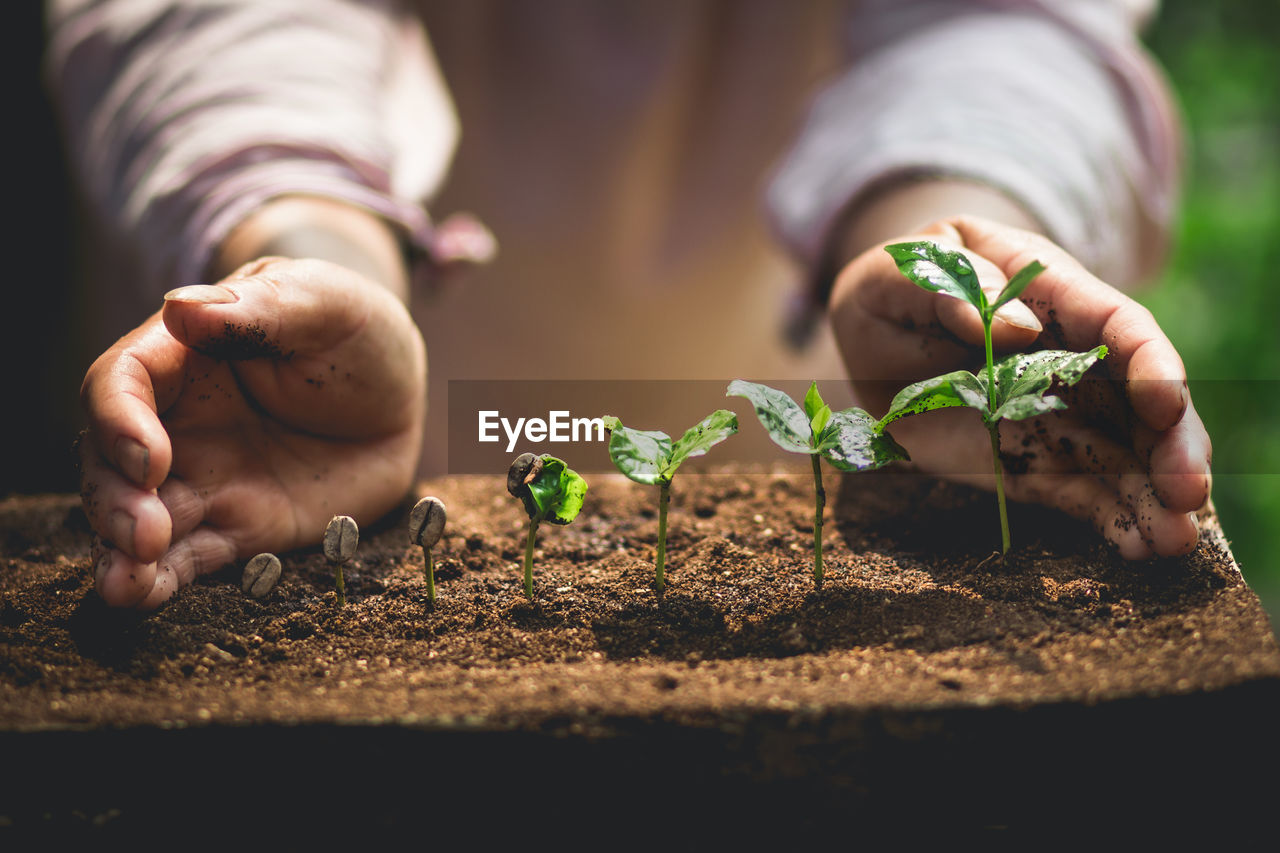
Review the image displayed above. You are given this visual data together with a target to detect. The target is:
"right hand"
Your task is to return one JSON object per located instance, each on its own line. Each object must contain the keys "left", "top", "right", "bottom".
{"left": 829, "top": 216, "right": 1211, "bottom": 559}
{"left": 80, "top": 257, "right": 427, "bottom": 609}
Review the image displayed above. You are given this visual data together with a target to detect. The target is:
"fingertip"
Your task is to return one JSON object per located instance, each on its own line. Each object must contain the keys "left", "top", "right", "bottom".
{"left": 94, "top": 547, "right": 157, "bottom": 608}
{"left": 1149, "top": 511, "right": 1200, "bottom": 558}
{"left": 1111, "top": 514, "right": 1153, "bottom": 561}
{"left": 136, "top": 563, "right": 179, "bottom": 611}
{"left": 131, "top": 494, "right": 174, "bottom": 564}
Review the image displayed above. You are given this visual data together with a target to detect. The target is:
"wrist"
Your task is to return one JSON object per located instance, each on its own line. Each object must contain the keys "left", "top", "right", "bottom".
{"left": 212, "top": 196, "right": 411, "bottom": 301}
{"left": 829, "top": 178, "right": 1043, "bottom": 274}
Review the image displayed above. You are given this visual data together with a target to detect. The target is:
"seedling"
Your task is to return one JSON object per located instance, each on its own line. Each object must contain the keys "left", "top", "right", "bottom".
{"left": 241, "top": 553, "right": 281, "bottom": 599}
{"left": 506, "top": 453, "right": 588, "bottom": 600}
{"left": 879, "top": 240, "right": 1107, "bottom": 553}
{"left": 410, "top": 496, "right": 447, "bottom": 604}
{"left": 324, "top": 515, "right": 359, "bottom": 606}
{"left": 727, "top": 380, "right": 907, "bottom": 587}
{"left": 602, "top": 410, "right": 738, "bottom": 594}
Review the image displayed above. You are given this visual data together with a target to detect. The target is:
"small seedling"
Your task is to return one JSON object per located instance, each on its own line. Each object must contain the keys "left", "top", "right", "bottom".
{"left": 602, "top": 410, "right": 738, "bottom": 594}
{"left": 880, "top": 240, "right": 1107, "bottom": 553}
{"left": 324, "top": 515, "right": 359, "bottom": 606}
{"left": 727, "top": 380, "right": 907, "bottom": 587}
{"left": 506, "top": 453, "right": 588, "bottom": 600}
{"left": 410, "top": 496, "right": 447, "bottom": 604}
{"left": 241, "top": 553, "right": 281, "bottom": 599}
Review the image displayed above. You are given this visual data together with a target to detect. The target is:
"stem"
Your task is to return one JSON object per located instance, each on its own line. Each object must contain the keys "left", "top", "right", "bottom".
{"left": 523, "top": 516, "right": 541, "bottom": 600}
{"left": 424, "top": 548, "right": 435, "bottom": 604}
{"left": 335, "top": 562, "right": 346, "bottom": 607}
{"left": 989, "top": 425, "right": 1011, "bottom": 554}
{"left": 983, "top": 315, "right": 996, "bottom": 417}
{"left": 655, "top": 480, "right": 670, "bottom": 594}
{"left": 811, "top": 454, "right": 825, "bottom": 589}
{"left": 983, "top": 312, "right": 1010, "bottom": 554}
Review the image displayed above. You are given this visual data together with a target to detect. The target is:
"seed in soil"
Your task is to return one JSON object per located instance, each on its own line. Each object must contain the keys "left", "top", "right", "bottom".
{"left": 409, "top": 496, "right": 447, "bottom": 604}
{"left": 241, "top": 552, "right": 282, "bottom": 599}
{"left": 324, "top": 515, "right": 359, "bottom": 606}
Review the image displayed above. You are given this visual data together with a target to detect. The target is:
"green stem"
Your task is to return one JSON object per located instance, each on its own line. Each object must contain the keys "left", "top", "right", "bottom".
{"left": 524, "top": 516, "right": 541, "bottom": 600}
{"left": 811, "top": 454, "right": 826, "bottom": 588}
{"left": 989, "top": 425, "right": 1011, "bottom": 554}
{"left": 983, "top": 315, "right": 996, "bottom": 417}
{"left": 335, "top": 562, "right": 346, "bottom": 607}
{"left": 655, "top": 480, "right": 670, "bottom": 594}
{"left": 424, "top": 548, "right": 435, "bottom": 604}
{"left": 982, "top": 312, "right": 1010, "bottom": 554}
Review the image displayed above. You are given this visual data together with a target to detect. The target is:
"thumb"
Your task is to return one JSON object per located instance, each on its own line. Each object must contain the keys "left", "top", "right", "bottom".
{"left": 160, "top": 258, "right": 369, "bottom": 359}
{"left": 917, "top": 222, "right": 1043, "bottom": 352}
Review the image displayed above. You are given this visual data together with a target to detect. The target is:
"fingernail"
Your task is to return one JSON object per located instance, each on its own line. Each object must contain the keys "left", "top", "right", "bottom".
{"left": 115, "top": 436, "right": 150, "bottom": 484}
{"left": 108, "top": 509, "right": 136, "bottom": 553}
{"left": 993, "top": 299, "right": 1042, "bottom": 332}
{"left": 164, "top": 284, "right": 238, "bottom": 304}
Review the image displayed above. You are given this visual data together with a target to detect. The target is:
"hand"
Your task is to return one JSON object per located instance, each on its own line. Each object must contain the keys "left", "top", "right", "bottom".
{"left": 79, "top": 257, "right": 427, "bottom": 608}
{"left": 829, "top": 216, "right": 1211, "bottom": 559}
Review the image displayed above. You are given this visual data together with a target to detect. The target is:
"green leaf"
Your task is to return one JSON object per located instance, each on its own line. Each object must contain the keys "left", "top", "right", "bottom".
{"left": 884, "top": 241, "right": 988, "bottom": 316}
{"left": 991, "top": 259, "right": 1045, "bottom": 312}
{"left": 603, "top": 416, "right": 673, "bottom": 486}
{"left": 802, "top": 381, "right": 833, "bottom": 435}
{"left": 526, "top": 455, "right": 588, "bottom": 525}
{"left": 819, "top": 408, "right": 910, "bottom": 471}
{"left": 990, "top": 345, "right": 1108, "bottom": 413}
{"left": 876, "top": 370, "right": 989, "bottom": 430}
{"left": 726, "top": 379, "right": 814, "bottom": 454}
{"left": 664, "top": 409, "right": 739, "bottom": 479}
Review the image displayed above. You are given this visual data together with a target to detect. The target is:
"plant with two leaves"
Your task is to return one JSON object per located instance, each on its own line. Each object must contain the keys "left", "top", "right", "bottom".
{"left": 879, "top": 240, "right": 1107, "bottom": 554}
{"left": 506, "top": 453, "right": 588, "bottom": 600}
{"left": 602, "top": 410, "right": 739, "bottom": 594}
{"left": 727, "top": 380, "right": 907, "bottom": 588}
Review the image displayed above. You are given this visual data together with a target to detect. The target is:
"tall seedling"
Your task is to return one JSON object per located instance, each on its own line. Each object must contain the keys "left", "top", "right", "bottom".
{"left": 879, "top": 241, "right": 1107, "bottom": 553}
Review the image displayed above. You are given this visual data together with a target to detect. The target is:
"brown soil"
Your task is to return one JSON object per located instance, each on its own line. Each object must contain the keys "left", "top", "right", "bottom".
{"left": 3, "top": 468, "right": 1279, "bottom": 842}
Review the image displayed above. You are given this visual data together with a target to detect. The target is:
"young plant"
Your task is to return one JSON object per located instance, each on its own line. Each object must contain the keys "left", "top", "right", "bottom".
{"left": 879, "top": 240, "right": 1107, "bottom": 553}
{"left": 409, "top": 496, "right": 447, "bottom": 604}
{"left": 601, "top": 410, "right": 738, "bottom": 594}
{"left": 324, "top": 515, "right": 359, "bottom": 606}
{"left": 727, "top": 380, "right": 907, "bottom": 588}
{"left": 506, "top": 453, "right": 588, "bottom": 600}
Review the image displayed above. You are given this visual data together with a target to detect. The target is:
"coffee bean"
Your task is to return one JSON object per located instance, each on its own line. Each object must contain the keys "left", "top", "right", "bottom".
{"left": 324, "top": 515, "right": 359, "bottom": 562}
{"left": 409, "top": 496, "right": 447, "bottom": 548}
{"left": 242, "top": 553, "right": 282, "bottom": 598}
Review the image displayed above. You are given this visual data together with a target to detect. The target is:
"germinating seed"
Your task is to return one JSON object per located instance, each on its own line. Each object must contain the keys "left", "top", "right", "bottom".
{"left": 506, "top": 452, "right": 543, "bottom": 497}
{"left": 324, "top": 515, "right": 359, "bottom": 562}
{"left": 241, "top": 552, "right": 282, "bottom": 598}
{"left": 409, "top": 496, "right": 447, "bottom": 549}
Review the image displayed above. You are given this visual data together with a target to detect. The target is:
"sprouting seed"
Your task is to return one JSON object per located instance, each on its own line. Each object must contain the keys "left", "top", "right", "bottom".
{"left": 410, "top": 496, "right": 447, "bottom": 604}
{"left": 324, "top": 515, "right": 359, "bottom": 606}
{"left": 506, "top": 453, "right": 587, "bottom": 600}
{"left": 241, "top": 553, "right": 282, "bottom": 599}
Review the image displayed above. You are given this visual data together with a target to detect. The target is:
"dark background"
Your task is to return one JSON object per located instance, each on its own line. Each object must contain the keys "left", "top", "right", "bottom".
{"left": 6, "top": 1, "right": 1279, "bottom": 624}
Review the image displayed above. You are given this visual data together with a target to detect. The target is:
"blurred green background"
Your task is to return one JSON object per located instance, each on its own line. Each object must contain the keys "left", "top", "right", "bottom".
{"left": 1142, "top": 0, "right": 1280, "bottom": 628}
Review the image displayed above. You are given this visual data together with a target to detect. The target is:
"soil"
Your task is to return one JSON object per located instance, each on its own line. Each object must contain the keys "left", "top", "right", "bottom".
{"left": 3, "top": 467, "right": 1279, "bottom": 842}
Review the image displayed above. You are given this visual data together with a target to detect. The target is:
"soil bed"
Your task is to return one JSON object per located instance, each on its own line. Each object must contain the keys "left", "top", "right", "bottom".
{"left": 3, "top": 467, "right": 1279, "bottom": 839}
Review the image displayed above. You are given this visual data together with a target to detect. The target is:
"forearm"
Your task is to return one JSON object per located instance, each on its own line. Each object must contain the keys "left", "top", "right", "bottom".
{"left": 213, "top": 197, "right": 411, "bottom": 301}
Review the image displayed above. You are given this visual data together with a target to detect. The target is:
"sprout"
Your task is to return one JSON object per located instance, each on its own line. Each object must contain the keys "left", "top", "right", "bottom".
{"left": 728, "top": 380, "right": 907, "bottom": 588}
{"left": 602, "top": 410, "right": 738, "bottom": 594}
{"left": 241, "top": 553, "right": 281, "bottom": 599}
{"left": 409, "top": 496, "right": 447, "bottom": 604}
{"left": 323, "top": 515, "right": 359, "bottom": 606}
{"left": 506, "top": 453, "right": 587, "bottom": 600}
{"left": 881, "top": 241, "right": 1107, "bottom": 553}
